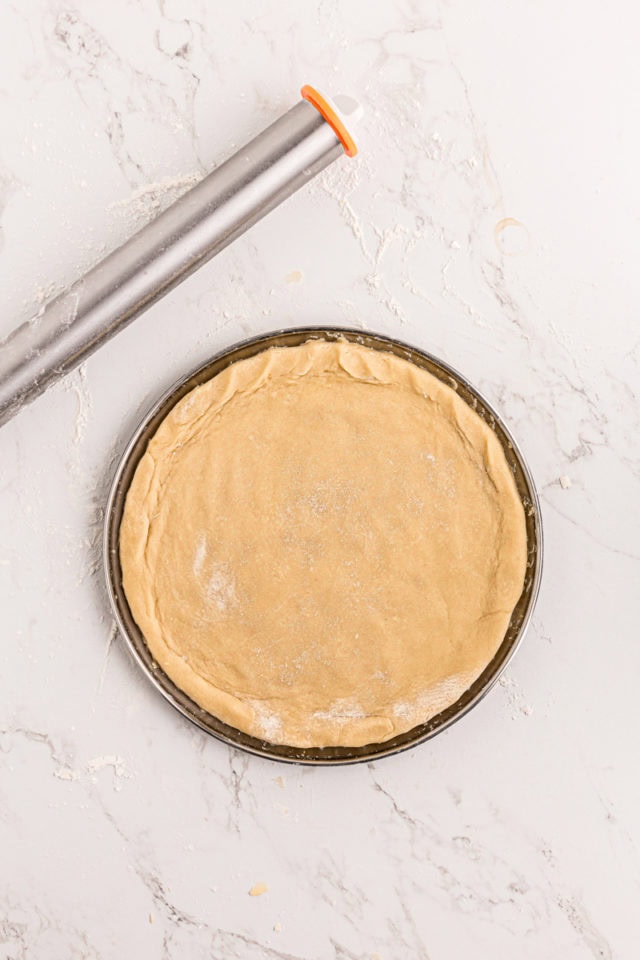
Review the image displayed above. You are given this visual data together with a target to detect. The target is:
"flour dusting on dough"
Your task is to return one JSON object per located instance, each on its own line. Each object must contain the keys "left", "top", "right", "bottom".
{"left": 194, "top": 538, "right": 240, "bottom": 613}
{"left": 206, "top": 563, "right": 237, "bottom": 612}
{"left": 312, "top": 698, "right": 366, "bottom": 723}
{"left": 393, "top": 674, "right": 476, "bottom": 724}
{"left": 193, "top": 533, "right": 207, "bottom": 576}
{"left": 247, "top": 700, "right": 282, "bottom": 741}
{"left": 119, "top": 340, "right": 529, "bottom": 748}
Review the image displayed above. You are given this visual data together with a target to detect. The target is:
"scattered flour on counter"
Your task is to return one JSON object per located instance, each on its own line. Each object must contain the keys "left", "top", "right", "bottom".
{"left": 53, "top": 754, "right": 131, "bottom": 790}
{"left": 95, "top": 620, "right": 118, "bottom": 701}
{"left": 87, "top": 754, "right": 130, "bottom": 791}
{"left": 62, "top": 362, "right": 91, "bottom": 445}
{"left": 32, "top": 280, "right": 64, "bottom": 312}
{"left": 54, "top": 766, "right": 81, "bottom": 782}
{"left": 72, "top": 364, "right": 91, "bottom": 444}
{"left": 316, "top": 157, "right": 369, "bottom": 261}
{"left": 499, "top": 675, "right": 533, "bottom": 719}
{"left": 109, "top": 172, "right": 201, "bottom": 229}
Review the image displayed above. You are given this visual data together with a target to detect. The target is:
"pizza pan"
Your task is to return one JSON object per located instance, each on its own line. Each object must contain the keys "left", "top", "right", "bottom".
{"left": 104, "top": 327, "right": 543, "bottom": 764}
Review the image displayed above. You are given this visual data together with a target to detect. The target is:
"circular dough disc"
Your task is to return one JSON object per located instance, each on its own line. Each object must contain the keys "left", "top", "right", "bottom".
{"left": 120, "top": 339, "right": 527, "bottom": 747}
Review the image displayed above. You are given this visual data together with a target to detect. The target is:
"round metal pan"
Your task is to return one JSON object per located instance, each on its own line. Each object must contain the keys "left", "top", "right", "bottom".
{"left": 104, "top": 327, "right": 543, "bottom": 765}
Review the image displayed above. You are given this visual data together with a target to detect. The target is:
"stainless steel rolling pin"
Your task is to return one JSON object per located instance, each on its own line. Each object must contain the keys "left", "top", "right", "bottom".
{"left": 0, "top": 85, "right": 361, "bottom": 427}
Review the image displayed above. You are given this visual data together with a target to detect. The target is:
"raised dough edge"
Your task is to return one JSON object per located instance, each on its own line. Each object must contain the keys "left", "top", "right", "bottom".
{"left": 119, "top": 339, "right": 528, "bottom": 748}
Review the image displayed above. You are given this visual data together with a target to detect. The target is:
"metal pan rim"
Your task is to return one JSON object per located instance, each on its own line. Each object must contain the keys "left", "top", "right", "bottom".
{"left": 103, "top": 326, "right": 544, "bottom": 765}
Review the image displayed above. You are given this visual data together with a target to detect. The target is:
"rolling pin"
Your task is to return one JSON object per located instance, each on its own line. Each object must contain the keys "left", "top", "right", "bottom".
{"left": 0, "top": 85, "right": 361, "bottom": 426}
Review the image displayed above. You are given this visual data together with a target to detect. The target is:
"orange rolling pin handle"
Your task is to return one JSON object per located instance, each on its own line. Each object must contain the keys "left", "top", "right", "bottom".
{"left": 301, "top": 85, "right": 358, "bottom": 158}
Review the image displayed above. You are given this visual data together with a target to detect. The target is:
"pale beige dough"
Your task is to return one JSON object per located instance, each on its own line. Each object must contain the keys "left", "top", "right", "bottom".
{"left": 120, "top": 339, "right": 527, "bottom": 747}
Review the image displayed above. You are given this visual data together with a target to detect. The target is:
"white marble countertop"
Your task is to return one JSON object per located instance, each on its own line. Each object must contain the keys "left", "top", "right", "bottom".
{"left": 1, "top": 2, "right": 638, "bottom": 957}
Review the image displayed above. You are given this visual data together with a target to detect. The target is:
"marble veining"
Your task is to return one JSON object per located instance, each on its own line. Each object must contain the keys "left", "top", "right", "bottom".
{"left": 1, "top": 0, "right": 638, "bottom": 957}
